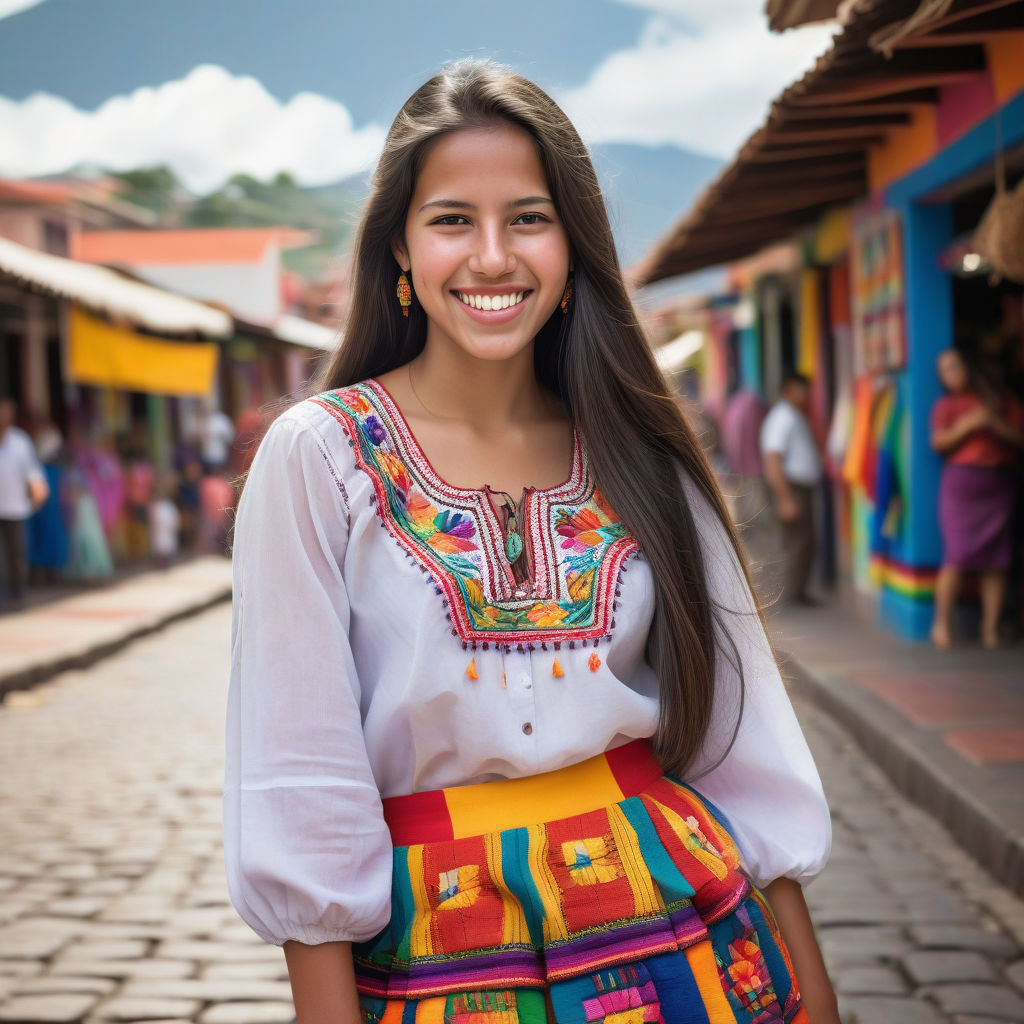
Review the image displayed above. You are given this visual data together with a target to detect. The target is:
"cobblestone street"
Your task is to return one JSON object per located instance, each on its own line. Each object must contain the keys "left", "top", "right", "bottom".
{"left": 1, "top": 604, "right": 1023, "bottom": 1023}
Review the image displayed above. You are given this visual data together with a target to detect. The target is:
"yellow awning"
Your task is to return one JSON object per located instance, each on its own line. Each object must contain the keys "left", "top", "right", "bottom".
{"left": 68, "top": 305, "right": 218, "bottom": 397}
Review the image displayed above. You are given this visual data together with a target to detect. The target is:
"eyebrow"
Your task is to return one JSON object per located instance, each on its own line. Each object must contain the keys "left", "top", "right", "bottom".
{"left": 417, "top": 196, "right": 555, "bottom": 213}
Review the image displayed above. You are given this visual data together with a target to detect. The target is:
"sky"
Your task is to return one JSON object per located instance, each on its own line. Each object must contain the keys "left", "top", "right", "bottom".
{"left": 0, "top": 0, "right": 835, "bottom": 194}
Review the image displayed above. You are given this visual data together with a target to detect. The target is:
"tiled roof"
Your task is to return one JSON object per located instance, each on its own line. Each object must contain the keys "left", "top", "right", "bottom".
{"left": 639, "top": 0, "right": 1020, "bottom": 283}
{"left": 72, "top": 227, "right": 317, "bottom": 265}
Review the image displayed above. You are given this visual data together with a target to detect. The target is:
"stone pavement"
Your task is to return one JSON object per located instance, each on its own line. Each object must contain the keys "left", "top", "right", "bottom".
{"left": 0, "top": 557, "right": 232, "bottom": 697}
{"left": 1, "top": 604, "right": 1024, "bottom": 1022}
{"left": 769, "top": 590, "right": 1024, "bottom": 901}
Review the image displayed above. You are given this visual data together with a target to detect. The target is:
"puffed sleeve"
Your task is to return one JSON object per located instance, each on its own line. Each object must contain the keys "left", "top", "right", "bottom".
{"left": 223, "top": 407, "right": 393, "bottom": 946}
{"left": 679, "top": 468, "right": 832, "bottom": 888}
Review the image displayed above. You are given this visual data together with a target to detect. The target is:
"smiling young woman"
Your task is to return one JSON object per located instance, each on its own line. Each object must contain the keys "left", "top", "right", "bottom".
{"left": 224, "top": 60, "right": 839, "bottom": 1024}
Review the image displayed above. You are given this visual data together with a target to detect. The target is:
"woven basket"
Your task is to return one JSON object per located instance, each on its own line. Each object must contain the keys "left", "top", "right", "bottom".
{"left": 973, "top": 176, "right": 1024, "bottom": 284}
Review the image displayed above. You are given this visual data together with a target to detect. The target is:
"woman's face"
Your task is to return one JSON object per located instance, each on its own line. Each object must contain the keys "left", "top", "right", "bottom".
{"left": 393, "top": 122, "right": 571, "bottom": 365}
{"left": 937, "top": 350, "right": 968, "bottom": 393}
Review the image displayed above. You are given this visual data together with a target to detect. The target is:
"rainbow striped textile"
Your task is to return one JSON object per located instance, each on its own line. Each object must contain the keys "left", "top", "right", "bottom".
{"left": 354, "top": 739, "right": 807, "bottom": 1023}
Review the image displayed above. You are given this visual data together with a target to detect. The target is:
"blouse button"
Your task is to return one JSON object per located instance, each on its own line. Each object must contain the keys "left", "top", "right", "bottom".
{"left": 522, "top": 722, "right": 533, "bottom": 736}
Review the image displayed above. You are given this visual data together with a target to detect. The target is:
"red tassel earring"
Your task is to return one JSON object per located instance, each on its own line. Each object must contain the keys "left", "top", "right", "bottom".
{"left": 396, "top": 271, "right": 412, "bottom": 317}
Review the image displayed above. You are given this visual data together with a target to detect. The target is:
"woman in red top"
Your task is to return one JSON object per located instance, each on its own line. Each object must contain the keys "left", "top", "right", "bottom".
{"left": 930, "top": 348, "right": 1024, "bottom": 648}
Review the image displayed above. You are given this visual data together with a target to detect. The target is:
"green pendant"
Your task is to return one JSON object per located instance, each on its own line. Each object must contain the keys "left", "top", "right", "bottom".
{"left": 505, "top": 531, "right": 524, "bottom": 562}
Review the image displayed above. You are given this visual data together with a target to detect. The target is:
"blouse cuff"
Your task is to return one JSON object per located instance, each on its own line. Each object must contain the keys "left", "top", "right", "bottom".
{"left": 270, "top": 923, "right": 372, "bottom": 947}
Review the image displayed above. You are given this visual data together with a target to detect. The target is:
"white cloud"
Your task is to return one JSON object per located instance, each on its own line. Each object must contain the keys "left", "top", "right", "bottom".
{"left": 558, "top": 10, "right": 835, "bottom": 158}
{"left": 0, "top": 0, "right": 46, "bottom": 19}
{"left": 0, "top": 64, "right": 386, "bottom": 192}
{"left": 613, "top": 0, "right": 780, "bottom": 29}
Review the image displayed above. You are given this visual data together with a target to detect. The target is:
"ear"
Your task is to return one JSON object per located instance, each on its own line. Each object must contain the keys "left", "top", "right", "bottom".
{"left": 391, "top": 236, "right": 410, "bottom": 273}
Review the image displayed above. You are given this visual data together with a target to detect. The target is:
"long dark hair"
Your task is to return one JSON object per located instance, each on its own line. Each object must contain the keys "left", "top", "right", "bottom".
{"left": 303, "top": 59, "right": 760, "bottom": 776}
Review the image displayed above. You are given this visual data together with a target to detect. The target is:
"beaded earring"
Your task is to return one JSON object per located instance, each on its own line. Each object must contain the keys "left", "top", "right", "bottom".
{"left": 396, "top": 271, "right": 412, "bottom": 317}
{"left": 560, "top": 273, "right": 574, "bottom": 314}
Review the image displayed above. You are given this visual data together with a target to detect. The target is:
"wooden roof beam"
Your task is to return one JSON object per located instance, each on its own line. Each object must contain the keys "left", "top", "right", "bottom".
{"left": 775, "top": 112, "right": 912, "bottom": 131}
{"left": 687, "top": 191, "right": 863, "bottom": 228}
{"left": 745, "top": 140, "right": 873, "bottom": 161}
{"left": 917, "top": 0, "right": 1023, "bottom": 31}
{"left": 831, "top": 44, "right": 990, "bottom": 75}
{"left": 884, "top": 5, "right": 1024, "bottom": 47}
{"left": 789, "top": 69, "right": 983, "bottom": 104}
{"left": 722, "top": 165, "right": 866, "bottom": 191}
{"left": 765, "top": 127, "right": 888, "bottom": 144}
{"left": 871, "top": 0, "right": 1023, "bottom": 49}
{"left": 678, "top": 213, "right": 831, "bottom": 247}
{"left": 780, "top": 102, "right": 918, "bottom": 119}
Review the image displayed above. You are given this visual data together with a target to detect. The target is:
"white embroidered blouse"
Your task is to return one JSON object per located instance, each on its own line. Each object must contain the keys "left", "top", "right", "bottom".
{"left": 223, "top": 378, "right": 831, "bottom": 948}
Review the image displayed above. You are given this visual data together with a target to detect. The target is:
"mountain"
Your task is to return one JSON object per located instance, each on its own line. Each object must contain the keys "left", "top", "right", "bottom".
{"left": 65, "top": 142, "right": 720, "bottom": 286}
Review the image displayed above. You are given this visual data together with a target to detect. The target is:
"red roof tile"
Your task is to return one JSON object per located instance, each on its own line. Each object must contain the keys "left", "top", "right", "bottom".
{"left": 0, "top": 178, "right": 78, "bottom": 205}
{"left": 72, "top": 227, "right": 316, "bottom": 265}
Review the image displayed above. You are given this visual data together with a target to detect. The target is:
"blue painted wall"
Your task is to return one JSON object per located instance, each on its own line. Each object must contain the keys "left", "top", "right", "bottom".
{"left": 874, "top": 89, "right": 1024, "bottom": 639}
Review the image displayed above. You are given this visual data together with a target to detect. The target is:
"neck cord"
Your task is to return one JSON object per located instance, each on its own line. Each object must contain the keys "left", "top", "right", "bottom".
{"left": 406, "top": 361, "right": 527, "bottom": 565}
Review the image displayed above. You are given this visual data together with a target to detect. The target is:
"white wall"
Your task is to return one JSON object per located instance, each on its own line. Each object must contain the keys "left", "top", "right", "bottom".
{"left": 131, "top": 243, "right": 281, "bottom": 325}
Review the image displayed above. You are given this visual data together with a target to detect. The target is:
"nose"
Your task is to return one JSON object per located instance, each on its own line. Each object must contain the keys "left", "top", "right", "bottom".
{"left": 469, "top": 222, "right": 515, "bottom": 278}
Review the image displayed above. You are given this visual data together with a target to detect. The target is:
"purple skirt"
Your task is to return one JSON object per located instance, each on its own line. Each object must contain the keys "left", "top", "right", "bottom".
{"left": 938, "top": 464, "right": 1015, "bottom": 571}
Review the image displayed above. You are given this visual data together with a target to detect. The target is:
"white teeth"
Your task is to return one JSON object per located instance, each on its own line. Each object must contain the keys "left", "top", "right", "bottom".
{"left": 457, "top": 291, "right": 527, "bottom": 310}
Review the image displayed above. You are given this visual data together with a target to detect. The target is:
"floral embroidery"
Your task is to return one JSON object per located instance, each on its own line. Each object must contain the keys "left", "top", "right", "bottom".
{"left": 722, "top": 929, "right": 783, "bottom": 1020}
{"left": 312, "top": 380, "right": 638, "bottom": 648}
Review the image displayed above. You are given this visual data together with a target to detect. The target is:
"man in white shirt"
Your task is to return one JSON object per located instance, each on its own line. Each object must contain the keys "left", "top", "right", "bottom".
{"left": 197, "top": 402, "right": 236, "bottom": 473}
{"left": 0, "top": 397, "right": 48, "bottom": 608}
{"left": 759, "top": 374, "right": 823, "bottom": 605}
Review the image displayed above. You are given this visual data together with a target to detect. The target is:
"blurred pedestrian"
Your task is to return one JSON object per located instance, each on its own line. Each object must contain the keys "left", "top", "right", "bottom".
{"left": 198, "top": 471, "right": 235, "bottom": 555}
{"left": 64, "top": 455, "right": 114, "bottom": 583}
{"left": 123, "top": 447, "right": 155, "bottom": 562}
{"left": 177, "top": 455, "right": 203, "bottom": 553}
{"left": 80, "top": 434, "right": 125, "bottom": 545}
{"left": 930, "top": 348, "right": 1024, "bottom": 649}
{"left": 27, "top": 422, "right": 70, "bottom": 585}
{"left": 197, "top": 399, "right": 236, "bottom": 474}
{"left": 148, "top": 473, "right": 181, "bottom": 570}
{"left": 722, "top": 387, "right": 768, "bottom": 537}
{"left": 223, "top": 62, "right": 837, "bottom": 1024}
{"left": 0, "top": 397, "right": 49, "bottom": 608}
{"left": 760, "top": 373, "right": 823, "bottom": 605}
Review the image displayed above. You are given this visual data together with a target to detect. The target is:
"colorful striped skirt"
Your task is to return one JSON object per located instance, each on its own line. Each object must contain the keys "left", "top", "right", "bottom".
{"left": 353, "top": 740, "right": 807, "bottom": 1023}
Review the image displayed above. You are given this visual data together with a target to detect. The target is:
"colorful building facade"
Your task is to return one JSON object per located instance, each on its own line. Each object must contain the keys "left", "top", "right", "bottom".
{"left": 642, "top": 5, "right": 1024, "bottom": 640}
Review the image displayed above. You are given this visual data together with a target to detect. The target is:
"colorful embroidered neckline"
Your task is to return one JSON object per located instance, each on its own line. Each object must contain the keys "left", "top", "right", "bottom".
{"left": 312, "top": 379, "right": 638, "bottom": 650}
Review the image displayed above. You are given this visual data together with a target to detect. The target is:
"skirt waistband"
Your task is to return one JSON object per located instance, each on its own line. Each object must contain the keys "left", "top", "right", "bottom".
{"left": 382, "top": 738, "right": 663, "bottom": 845}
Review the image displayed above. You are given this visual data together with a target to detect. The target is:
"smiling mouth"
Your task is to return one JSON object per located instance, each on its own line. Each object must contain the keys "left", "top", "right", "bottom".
{"left": 453, "top": 290, "right": 532, "bottom": 311}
